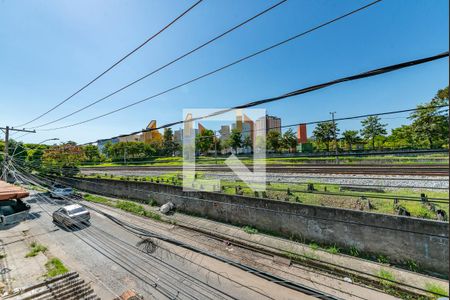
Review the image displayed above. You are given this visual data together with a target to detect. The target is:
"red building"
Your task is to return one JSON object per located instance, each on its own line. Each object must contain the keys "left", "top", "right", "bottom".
{"left": 297, "top": 124, "right": 307, "bottom": 144}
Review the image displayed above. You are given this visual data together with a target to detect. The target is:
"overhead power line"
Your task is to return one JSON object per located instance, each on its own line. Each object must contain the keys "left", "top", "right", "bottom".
{"left": 30, "top": 0, "right": 289, "bottom": 129}
{"left": 72, "top": 51, "right": 448, "bottom": 145}
{"left": 15, "top": 0, "right": 204, "bottom": 128}
{"left": 38, "top": 0, "right": 383, "bottom": 132}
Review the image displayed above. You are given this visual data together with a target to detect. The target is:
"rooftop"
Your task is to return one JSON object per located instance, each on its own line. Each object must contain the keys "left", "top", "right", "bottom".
{"left": 0, "top": 180, "right": 29, "bottom": 201}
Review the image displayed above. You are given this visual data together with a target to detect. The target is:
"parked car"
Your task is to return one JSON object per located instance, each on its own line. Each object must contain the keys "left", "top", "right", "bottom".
{"left": 52, "top": 204, "right": 90, "bottom": 227}
{"left": 50, "top": 187, "right": 74, "bottom": 199}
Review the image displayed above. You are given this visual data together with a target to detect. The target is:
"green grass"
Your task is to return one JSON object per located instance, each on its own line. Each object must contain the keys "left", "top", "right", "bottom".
{"left": 242, "top": 225, "right": 258, "bottom": 234}
{"left": 425, "top": 282, "right": 449, "bottom": 299}
{"left": 326, "top": 245, "right": 340, "bottom": 254}
{"left": 80, "top": 154, "right": 448, "bottom": 167}
{"left": 377, "top": 255, "right": 390, "bottom": 264}
{"left": 25, "top": 242, "right": 47, "bottom": 258}
{"left": 45, "top": 258, "right": 69, "bottom": 278}
{"left": 79, "top": 172, "right": 449, "bottom": 220}
{"left": 115, "top": 201, "right": 161, "bottom": 221}
{"left": 377, "top": 269, "right": 396, "bottom": 287}
{"left": 309, "top": 242, "right": 319, "bottom": 250}
{"left": 0, "top": 253, "right": 6, "bottom": 259}
{"left": 83, "top": 193, "right": 111, "bottom": 204}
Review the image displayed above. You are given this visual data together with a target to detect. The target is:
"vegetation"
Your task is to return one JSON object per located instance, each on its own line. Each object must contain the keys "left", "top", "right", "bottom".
{"left": 242, "top": 225, "right": 258, "bottom": 234}
{"left": 45, "top": 258, "right": 69, "bottom": 278}
{"left": 425, "top": 282, "right": 448, "bottom": 299}
{"left": 25, "top": 241, "right": 48, "bottom": 257}
{"left": 83, "top": 193, "right": 111, "bottom": 204}
{"left": 326, "top": 245, "right": 340, "bottom": 254}
{"left": 377, "top": 269, "right": 396, "bottom": 287}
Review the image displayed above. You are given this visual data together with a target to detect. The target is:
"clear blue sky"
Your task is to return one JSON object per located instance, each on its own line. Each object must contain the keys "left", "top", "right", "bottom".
{"left": 0, "top": 0, "right": 448, "bottom": 144}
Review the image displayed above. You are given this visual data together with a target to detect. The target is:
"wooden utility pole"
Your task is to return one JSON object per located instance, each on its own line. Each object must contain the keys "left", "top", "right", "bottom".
{"left": 1, "top": 126, "right": 36, "bottom": 181}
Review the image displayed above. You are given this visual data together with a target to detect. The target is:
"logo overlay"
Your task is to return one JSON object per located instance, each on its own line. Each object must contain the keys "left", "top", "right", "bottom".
{"left": 182, "top": 108, "right": 266, "bottom": 192}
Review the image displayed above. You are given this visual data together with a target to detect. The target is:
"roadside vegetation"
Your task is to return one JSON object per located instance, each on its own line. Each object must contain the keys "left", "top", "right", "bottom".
{"left": 25, "top": 242, "right": 47, "bottom": 258}
{"left": 45, "top": 258, "right": 69, "bottom": 278}
{"left": 425, "top": 282, "right": 449, "bottom": 299}
{"left": 83, "top": 194, "right": 161, "bottom": 222}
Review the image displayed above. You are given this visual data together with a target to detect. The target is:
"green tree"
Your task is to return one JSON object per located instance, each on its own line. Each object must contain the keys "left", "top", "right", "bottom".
{"left": 409, "top": 87, "right": 449, "bottom": 148}
{"left": 267, "top": 130, "right": 282, "bottom": 153}
{"left": 282, "top": 129, "right": 297, "bottom": 152}
{"left": 196, "top": 129, "right": 214, "bottom": 155}
{"left": 162, "top": 128, "right": 179, "bottom": 156}
{"left": 342, "top": 130, "right": 360, "bottom": 151}
{"left": 312, "top": 122, "right": 339, "bottom": 151}
{"left": 242, "top": 135, "right": 253, "bottom": 152}
{"left": 227, "top": 129, "right": 242, "bottom": 153}
{"left": 385, "top": 125, "right": 415, "bottom": 149}
{"left": 360, "top": 116, "right": 387, "bottom": 150}
{"left": 83, "top": 145, "right": 101, "bottom": 163}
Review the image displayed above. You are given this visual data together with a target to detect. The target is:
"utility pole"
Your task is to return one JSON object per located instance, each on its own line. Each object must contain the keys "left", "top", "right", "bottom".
{"left": 329, "top": 112, "right": 339, "bottom": 164}
{"left": 1, "top": 126, "right": 36, "bottom": 181}
{"left": 214, "top": 131, "right": 218, "bottom": 165}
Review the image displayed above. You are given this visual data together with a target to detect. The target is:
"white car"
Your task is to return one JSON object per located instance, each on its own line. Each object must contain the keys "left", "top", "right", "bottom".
{"left": 52, "top": 204, "right": 90, "bottom": 227}
{"left": 50, "top": 187, "right": 74, "bottom": 199}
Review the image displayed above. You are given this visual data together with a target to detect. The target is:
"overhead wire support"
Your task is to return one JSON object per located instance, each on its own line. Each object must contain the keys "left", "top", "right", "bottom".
{"left": 15, "top": 0, "right": 204, "bottom": 128}
{"left": 30, "top": 0, "right": 289, "bottom": 129}
{"left": 37, "top": 0, "right": 384, "bottom": 132}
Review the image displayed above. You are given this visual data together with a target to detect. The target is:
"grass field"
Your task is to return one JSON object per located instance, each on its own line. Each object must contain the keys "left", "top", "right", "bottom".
{"left": 80, "top": 154, "right": 448, "bottom": 167}
{"left": 78, "top": 172, "right": 449, "bottom": 220}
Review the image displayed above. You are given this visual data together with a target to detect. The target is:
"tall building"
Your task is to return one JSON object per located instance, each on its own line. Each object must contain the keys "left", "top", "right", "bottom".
{"left": 219, "top": 125, "right": 230, "bottom": 140}
{"left": 242, "top": 114, "right": 255, "bottom": 143}
{"left": 174, "top": 129, "right": 183, "bottom": 143}
{"left": 142, "top": 120, "right": 162, "bottom": 144}
{"left": 256, "top": 115, "right": 281, "bottom": 135}
{"left": 297, "top": 124, "right": 308, "bottom": 144}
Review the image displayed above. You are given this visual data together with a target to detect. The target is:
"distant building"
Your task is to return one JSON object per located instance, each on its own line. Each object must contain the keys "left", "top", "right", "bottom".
{"left": 97, "top": 137, "right": 119, "bottom": 152}
{"left": 256, "top": 115, "right": 281, "bottom": 135}
{"left": 174, "top": 129, "right": 183, "bottom": 143}
{"left": 297, "top": 124, "right": 308, "bottom": 144}
{"left": 219, "top": 125, "right": 230, "bottom": 140}
{"left": 142, "top": 120, "right": 162, "bottom": 144}
{"left": 118, "top": 134, "right": 142, "bottom": 143}
{"left": 242, "top": 114, "right": 255, "bottom": 143}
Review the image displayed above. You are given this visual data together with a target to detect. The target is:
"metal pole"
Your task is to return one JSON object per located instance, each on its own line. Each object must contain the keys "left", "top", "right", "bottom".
{"left": 214, "top": 131, "right": 218, "bottom": 165}
{"left": 330, "top": 112, "right": 339, "bottom": 164}
{"left": 2, "top": 126, "right": 9, "bottom": 181}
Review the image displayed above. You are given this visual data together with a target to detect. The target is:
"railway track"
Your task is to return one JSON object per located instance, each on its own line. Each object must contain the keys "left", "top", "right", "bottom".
{"left": 81, "top": 164, "right": 449, "bottom": 176}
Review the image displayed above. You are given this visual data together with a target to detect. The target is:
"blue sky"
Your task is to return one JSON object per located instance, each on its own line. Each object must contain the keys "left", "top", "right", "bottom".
{"left": 0, "top": 0, "right": 448, "bottom": 144}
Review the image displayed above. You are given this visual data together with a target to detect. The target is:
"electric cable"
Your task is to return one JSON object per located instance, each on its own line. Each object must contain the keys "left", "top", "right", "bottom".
{"left": 15, "top": 0, "right": 204, "bottom": 128}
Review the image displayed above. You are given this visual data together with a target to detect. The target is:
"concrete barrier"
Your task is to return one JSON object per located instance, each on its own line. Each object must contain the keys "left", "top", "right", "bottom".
{"left": 54, "top": 176, "right": 449, "bottom": 275}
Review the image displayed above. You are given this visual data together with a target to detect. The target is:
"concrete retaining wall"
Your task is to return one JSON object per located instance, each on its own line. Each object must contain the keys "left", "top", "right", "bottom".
{"left": 55, "top": 176, "right": 449, "bottom": 275}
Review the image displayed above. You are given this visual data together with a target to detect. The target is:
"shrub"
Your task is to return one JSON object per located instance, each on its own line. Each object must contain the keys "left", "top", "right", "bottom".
{"left": 309, "top": 242, "right": 319, "bottom": 250}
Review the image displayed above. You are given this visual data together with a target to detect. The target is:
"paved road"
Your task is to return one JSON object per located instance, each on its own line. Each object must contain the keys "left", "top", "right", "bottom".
{"left": 25, "top": 193, "right": 316, "bottom": 300}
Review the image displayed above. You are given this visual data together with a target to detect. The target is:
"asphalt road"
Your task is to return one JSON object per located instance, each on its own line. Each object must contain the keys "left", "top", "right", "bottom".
{"left": 25, "top": 193, "right": 315, "bottom": 300}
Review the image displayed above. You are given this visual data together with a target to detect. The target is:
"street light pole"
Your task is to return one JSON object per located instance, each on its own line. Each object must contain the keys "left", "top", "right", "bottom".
{"left": 329, "top": 112, "right": 339, "bottom": 164}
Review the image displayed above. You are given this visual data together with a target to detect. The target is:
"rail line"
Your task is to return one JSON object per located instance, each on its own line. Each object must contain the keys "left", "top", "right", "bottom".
{"left": 81, "top": 164, "right": 449, "bottom": 176}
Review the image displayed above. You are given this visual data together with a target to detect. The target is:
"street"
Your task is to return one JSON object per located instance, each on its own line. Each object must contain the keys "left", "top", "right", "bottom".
{"left": 24, "top": 192, "right": 316, "bottom": 300}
